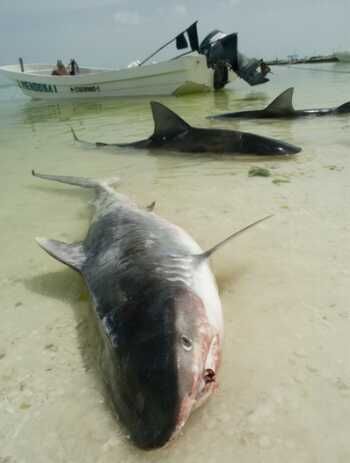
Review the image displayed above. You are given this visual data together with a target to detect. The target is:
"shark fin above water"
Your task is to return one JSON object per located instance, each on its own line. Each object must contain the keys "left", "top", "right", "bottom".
{"left": 336, "top": 101, "right": 350, "bottom": 113}
{"left": 151, "top": 101, "right": 191, "bottom": 139}
{"left": 36, "top": 238, "right": 86, "bottom": 272}
{"left": 264, "top": 87, "right": 295, "bottom": 115}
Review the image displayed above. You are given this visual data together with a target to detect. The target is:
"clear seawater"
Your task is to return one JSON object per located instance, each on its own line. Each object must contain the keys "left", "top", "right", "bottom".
{"left": 1, "top": 63, "right": 350, "bottom": 462}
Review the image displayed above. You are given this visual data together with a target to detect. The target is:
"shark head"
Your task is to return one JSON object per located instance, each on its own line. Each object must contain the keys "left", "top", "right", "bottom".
{"left": 171, "top": 287, "right": 221, "bottom": 441}
{"left": 240, "top": 131, "right": 301, "bottom": 155}
{"left": 101, "top": 284, "right": 221, "bottom": 449}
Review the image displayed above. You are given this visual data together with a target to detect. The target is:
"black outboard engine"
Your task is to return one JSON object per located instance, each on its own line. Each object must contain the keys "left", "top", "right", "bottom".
{"left": 199, "top": 30, "right": 270, "bottom": 87}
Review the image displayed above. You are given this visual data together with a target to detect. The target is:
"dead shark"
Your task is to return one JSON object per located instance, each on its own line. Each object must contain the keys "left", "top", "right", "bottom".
{"left": 210, "top": 87, "right": 350, "bottom": 119}
{"left": 71, "top": 101, "right": 301, "bottom": 155}
{"left": 32, "top": 169, "right": 271, "bottom": 449}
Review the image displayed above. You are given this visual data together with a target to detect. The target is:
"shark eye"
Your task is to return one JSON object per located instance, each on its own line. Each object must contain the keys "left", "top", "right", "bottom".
{"left": 181, "top": 335, "right": 193, "bottom": 351}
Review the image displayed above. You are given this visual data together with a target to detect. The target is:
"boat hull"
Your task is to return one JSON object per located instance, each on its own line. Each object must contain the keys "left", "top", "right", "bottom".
{"left": 0, "top": 55, "right": 218, "bottom": 100}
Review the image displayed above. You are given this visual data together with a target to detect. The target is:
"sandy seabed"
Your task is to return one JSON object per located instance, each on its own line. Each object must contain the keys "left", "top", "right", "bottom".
{"left": 1, "top": 65, "right": 350, "bottom": 462}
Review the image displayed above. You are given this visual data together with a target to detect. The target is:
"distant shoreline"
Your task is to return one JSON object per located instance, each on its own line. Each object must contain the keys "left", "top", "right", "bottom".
{"left": 266, "top": 55, "right": 339, "bottom": 66}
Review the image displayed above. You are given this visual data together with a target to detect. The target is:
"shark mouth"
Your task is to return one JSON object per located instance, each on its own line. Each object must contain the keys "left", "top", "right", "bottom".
{"left": 171, "top": 334, "right": 221, "bottom": 443}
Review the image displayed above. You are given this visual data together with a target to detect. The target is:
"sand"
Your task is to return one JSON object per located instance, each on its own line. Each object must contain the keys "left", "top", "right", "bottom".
{"left": 1, "top": 63, "right": 350, "bottom": 462}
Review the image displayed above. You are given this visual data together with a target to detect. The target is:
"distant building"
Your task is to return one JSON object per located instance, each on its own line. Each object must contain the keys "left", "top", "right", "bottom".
{"left": 287, "top": 54, "right": 299, "bottom": 63}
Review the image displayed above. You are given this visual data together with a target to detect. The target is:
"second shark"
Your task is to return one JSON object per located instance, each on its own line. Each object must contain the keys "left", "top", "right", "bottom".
{"left": 211, "top": 87, "right": 350, "bottom": 120}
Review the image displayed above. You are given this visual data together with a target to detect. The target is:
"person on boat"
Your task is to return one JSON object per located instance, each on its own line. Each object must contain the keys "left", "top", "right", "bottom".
{"left": 259, "top": 60, "right": 271, "bottom": 77}
{"left": 68, "top": 59, "right": 80, "bottom": 76}
{"left": 52, "top": 60, "right": 68, "bottom": 76}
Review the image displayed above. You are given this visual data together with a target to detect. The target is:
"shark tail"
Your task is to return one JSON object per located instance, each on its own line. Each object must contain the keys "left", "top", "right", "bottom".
{"left": 32, "top": 170, "right": 120, "bottom": 191}
{"left": 70, "top": 127, "right": 108, "bottom": 147}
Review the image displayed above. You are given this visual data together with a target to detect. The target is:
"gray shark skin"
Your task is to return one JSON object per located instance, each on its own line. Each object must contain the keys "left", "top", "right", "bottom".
{"left": 71, "top": 101, "right": 301, "bottom": 156}
{"left": 211, "top": 87, "right": 350, "bottom": 120}
{"left": 32, "top": 170, "right": 272, "bottom": 449}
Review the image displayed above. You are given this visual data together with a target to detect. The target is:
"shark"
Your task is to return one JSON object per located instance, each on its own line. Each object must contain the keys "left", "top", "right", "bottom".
{"left": 71, "top": 101, "right": 301, "bottom": 156}
{"left": 32, "top": 169, "right": 271, "bottom": 449}
{"left": 210, "top": 87, "right": 350, "bottom": 119}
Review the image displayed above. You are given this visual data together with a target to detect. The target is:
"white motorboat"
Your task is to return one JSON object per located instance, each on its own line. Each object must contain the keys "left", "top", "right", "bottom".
{"left": 0, "top": 22, "right": 270, "bottom": 101}
{"left": 0, "top": 54, "right": 216, "bottom": 100}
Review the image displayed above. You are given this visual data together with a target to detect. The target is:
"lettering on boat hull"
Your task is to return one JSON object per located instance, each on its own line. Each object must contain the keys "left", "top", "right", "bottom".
{"left": 70, "top": 85, "right": 101, "bottom": 93}
{"left": 17, "top": 80, "right": 58, "bottom": 93}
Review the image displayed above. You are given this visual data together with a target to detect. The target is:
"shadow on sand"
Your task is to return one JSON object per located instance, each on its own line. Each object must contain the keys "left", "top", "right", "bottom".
{"left": 23, "top": 268, "right": 100, "bottom": 375}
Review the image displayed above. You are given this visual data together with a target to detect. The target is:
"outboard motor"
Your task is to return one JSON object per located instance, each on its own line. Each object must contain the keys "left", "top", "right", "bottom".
{"left": 236, "top": 53, "right": 270, "bottom": 86}
{"left": 199, "top": 30, "right": 270, "bottom": 87}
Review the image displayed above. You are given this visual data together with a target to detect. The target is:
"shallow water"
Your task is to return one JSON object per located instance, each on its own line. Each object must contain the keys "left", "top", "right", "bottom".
{"left": 1, "top": 63, "right": 350, "bottom": 462}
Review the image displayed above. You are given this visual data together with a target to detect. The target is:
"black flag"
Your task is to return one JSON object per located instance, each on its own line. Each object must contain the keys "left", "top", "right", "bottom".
{"left": 175, "top": 22, "right": 199, "bottom": 51}
{"left": 176, "top": 33, "right": 188, "bottom": 49}
{"left": 187, "top": 22, "right": 199, "bottom": 51}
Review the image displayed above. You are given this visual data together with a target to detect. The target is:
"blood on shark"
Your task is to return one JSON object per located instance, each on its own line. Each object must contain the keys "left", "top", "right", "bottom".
{"left": 71, "top": 101, "right": 301, "bottom": 156}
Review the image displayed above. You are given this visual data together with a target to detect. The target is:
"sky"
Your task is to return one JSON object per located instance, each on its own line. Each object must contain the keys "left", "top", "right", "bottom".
{"left": 1, "top": 0, "right": 349, "bottom": 67}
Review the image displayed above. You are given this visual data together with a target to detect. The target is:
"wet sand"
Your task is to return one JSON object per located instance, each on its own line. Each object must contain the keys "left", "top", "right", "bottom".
{"left": 1, "top": 64, "right": 350, "bottom": 462}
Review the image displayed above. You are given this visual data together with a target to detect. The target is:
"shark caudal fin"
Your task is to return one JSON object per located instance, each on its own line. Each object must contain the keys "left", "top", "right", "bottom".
{"left": 264, "top": 88, "right": 295, "bottom": 115}
{"left": 71, "top": 127, "right": 109, "bottom": 147}
{"left": 194, "top": 214, "right": 273, "bottom": 262}
{"left": 32, "top": 170, "right": 120, "bottom": 191}
{"left": 150, "top": 102, "right": 191, "bottom": 139}
{"left": 335, "top": 101, "right": 350, "bottom": 113}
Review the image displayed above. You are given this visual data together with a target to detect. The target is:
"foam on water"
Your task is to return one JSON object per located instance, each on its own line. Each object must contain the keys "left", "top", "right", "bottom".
{"left": 1, "top": 64, "right": 350, "bottom": 462}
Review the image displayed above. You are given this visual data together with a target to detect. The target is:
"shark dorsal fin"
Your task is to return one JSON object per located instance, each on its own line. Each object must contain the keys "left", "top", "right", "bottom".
{"left": 264, "top": 88, "right": 295, "bottom": 115}
{"left": 151, "top": 101, "right": 191, "bottom": 139}
{"left": 336, "top": 101, "right": 350, "bottom": 113}
{"left": 36, "top": 238, "right": 86, "bottom": 272}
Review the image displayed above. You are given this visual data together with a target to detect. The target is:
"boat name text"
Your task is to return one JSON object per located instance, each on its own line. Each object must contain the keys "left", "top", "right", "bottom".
{"left": 17, "top": 80, "right": 58, "bottom": 93}
{"left": 70, "top": 85, "right": 101, "bottom": 93}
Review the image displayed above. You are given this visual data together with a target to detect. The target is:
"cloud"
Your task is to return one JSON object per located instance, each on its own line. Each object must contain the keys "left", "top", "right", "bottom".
{"left": 174, "top": 4, "right": 187, "bottom": 15}
{"left": 114, "top": 10, "right": 141, "bottom": 25}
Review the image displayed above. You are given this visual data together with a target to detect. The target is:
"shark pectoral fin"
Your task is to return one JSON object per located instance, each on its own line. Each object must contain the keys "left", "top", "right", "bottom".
{"left": 264, "top": 88, "right": 295, "bottom": 114}
{"left": 150, "top": 101, "right": 191, "bottom": 139}
{"left": 193, "top": 214, "right": 273, "bottom": 263}
{"left": 36, "top": 238, "right": 86, "bottom": 272}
